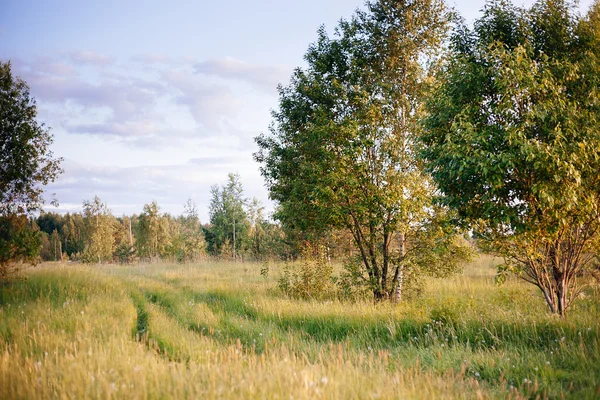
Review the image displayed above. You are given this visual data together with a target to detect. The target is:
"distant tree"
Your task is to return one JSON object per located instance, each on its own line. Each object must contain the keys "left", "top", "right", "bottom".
{"left": 82, "top": 196, "right": 115, "bottom": 264}
{"left": 421, "top": 0, "right": 600, "bottom": 316}
{"left": 136, "top": 201, "right": 161, "bottom": 260}
{"left": 256, "top": 0, "right": 472, "bottom": 301}
{"left": 61, "top": 213, "right": 85, "bottom": 258}
{"left": 176, "top": 198, "right": 205, "bottom": 262}
{"left": 36, "top": 212, "right": 63, "bottom": 237}
{"left": 136, "top": 201, "right": 173, "bottom": 260}
{"left": 247, "top": 197, "right": 266, "bottom": 259}
{"left": 205, "top": 173, "right": 249, "bottom": 259}
{"left": 114, "top": 216, "right": 135, "bottom": 264}
{"left": 0, "top": 60, "right": 63, "bottom": 275}
{"left": 50, "top": 229, "right": 62, "bottom": 261}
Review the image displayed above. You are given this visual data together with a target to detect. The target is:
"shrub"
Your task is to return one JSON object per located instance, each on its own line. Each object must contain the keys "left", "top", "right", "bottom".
{"left": 277, "top": 243, "right": 334, "bottom": 299}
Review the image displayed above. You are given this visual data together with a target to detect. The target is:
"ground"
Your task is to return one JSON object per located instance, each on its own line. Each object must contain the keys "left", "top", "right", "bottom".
{"left": 0, "top": 255, "right": 598, "bottom": 399}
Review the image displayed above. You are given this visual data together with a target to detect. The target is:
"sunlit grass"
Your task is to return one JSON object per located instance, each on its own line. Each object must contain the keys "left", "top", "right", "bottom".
{"left": 0, "top": 256, "right": 598, "bottom": 399}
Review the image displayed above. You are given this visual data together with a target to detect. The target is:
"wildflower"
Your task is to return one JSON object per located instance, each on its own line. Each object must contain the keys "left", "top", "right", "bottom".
{"left": 321, "top": 377, "right": 328, "bottom": 385}
{"left": 546, "top": 361, "right": 550, "bottom": 365}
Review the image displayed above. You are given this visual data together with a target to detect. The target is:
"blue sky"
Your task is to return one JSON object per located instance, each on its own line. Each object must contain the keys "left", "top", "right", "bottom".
{"left": 1, "top": 0, "right": 594, "bottom": 221}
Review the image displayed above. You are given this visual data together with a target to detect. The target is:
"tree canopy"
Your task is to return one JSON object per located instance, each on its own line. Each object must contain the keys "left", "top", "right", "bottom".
{"left": 256, "top": 0, "right": 472, "bottom": 301}
{"left": 204, "top": 173, "right": 249, "bottom": 259}
{"left": 0, "top": 61, "right": 63, "bottom": 216}
{"left": 420, "top": 0, "right": 600, "bottom": 315}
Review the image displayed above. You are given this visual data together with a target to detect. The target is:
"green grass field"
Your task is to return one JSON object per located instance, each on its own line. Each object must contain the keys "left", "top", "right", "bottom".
{"left": 1, "top": 256, "right": 598, "bottom": 399}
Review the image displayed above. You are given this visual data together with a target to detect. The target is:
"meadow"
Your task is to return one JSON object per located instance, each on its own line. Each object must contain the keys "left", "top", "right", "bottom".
{"left": 0, "top": 256, "right": 598, "bottom": 399}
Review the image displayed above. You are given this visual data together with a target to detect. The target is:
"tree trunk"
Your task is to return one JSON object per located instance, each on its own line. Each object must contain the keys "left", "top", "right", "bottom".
{"left": 393, "top": 233, "right": 406, "bottom": 303}
{"left": 394, "top": 266, "right": 404, "bottom": 303}
{"left": 128, "top": 217, "right": 133, "bottom": 246}
{"left": 233, "top": 218, "right": 236, "bottom": 260}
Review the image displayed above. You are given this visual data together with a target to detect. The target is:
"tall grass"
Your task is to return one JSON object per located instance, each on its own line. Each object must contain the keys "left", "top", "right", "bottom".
{"left": 0, "top": 257, "right": 598, "bottom": 399}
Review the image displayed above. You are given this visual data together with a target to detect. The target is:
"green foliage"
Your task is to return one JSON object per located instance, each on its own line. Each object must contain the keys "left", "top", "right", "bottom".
{"left": 204, "top": 173, "right": 249, "bottom": 258}
{"left": 256, "top": 0, "right": 470, "bottom": 300}
{"left": 421, "top": 0, "right": 600, "bottom": 315}
{"left": 0, "top": 60, "right": 63, "bottom": 216}
{"left": 176, "top": 198, "right": 205, "bottom": 262}
{"left": 278, "top": 244, "right": 335, "bottom": 299}
{"left": 114, "top": 242, "right": 136, "bottom": 264}
{"left": 81, "top": 196, "right": 115, "bottom": 264}
{"left": 0, "top": 215, "right": 41, "bottom": 278}
{"left": 0, "top": 61, "right": 62, "bottom": 272}
{"left": 429, "top": 302, "right": 459, "bottom": 326}
{"left": 60, "top": 213, "right": 85, "bottom": 257}
{"left": 135, "top": 201, "right": 175, "bottom": 260}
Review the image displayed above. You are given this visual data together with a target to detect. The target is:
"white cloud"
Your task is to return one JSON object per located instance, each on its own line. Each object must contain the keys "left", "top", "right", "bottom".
{"left": 69, "top": 50, "right": 114, "bottom": 66}
{"left": 45, "top": 157, "right": 270, "bottom": 221}
{"left": 194, "top": 57, "right": 291, "bottom": 93}
{"left": 165, "top": 69, "right": 242, "bottom": 131}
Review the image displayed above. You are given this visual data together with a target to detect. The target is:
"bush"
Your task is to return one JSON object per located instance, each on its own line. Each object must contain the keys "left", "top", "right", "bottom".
{"left": 278, "top": 243, "right": 334, "bottom": 299}
{"left": 0, "top": 214, "right": 42, "bottom": 279}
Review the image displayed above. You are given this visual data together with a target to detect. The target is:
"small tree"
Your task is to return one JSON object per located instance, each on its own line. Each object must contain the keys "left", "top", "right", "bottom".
{"left": 82, "top": 196, "right": 115, "bottom": 264}
{"left": 421, "top": 0, "right": 600, "bottom": 316}
{"left": 176, "top": 198, "right": 205, "bottom": 262}
{"left": 204, "top": 173, "right": 249, "bottom": 259}
{"left": 0, "top": 60, "right": 62, "bottom": 276}
{"left": 136, "top": 201, "right": 161, "bottom": 260}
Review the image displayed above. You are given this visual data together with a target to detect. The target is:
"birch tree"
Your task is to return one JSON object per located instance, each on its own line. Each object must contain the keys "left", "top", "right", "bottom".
{"left": 256, "top": 0, "right": 471, "bottom": 300}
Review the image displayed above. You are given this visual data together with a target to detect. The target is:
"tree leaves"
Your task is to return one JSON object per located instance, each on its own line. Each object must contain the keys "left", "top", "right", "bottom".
{"left": 421, "top": 0, "right": 600, "bottom": 315}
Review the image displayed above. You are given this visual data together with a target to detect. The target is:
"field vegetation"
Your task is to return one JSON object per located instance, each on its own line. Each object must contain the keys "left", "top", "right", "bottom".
{"left": 1, "top": 256, "right": 598, "bottom": 399}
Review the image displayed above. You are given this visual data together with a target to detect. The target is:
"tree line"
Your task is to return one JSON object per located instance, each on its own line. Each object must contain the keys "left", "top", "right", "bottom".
{"left": 28, "top": 172, "right": 360, "bottom": 265}
{"left": 31, "top": 174, "right": 289, "bottom": 264}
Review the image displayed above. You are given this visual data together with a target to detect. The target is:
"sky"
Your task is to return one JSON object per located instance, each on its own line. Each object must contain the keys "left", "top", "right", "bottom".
{"left": 1, "top": 0, "right": 594, "bottom": 222}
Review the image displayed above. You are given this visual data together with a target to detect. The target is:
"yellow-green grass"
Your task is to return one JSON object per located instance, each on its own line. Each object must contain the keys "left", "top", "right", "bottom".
{"left": 0, "top": 256, "right": 598, "bottom": 399}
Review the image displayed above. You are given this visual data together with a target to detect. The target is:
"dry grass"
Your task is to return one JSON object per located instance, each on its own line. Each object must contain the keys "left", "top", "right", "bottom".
{"left": 0, "top": 256, "right": 598, "bottom": 399}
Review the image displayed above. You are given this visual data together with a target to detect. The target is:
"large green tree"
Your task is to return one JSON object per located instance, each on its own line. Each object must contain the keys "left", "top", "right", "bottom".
{"left": 421, "top": 0, "right": 600, "bottom": 315}
{"left": 256, "top": 0, "right": 471, "bottom": 301}
{"left": 0, "top": 61, "right": 62, "bottom": 274}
